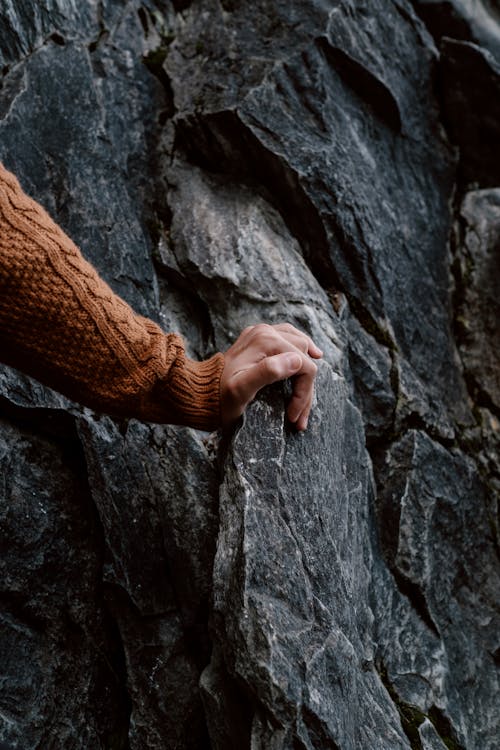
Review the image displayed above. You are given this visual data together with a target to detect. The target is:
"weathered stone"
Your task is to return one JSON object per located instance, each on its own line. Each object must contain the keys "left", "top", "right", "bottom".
{"left": 376, "top": 430, "right": 500, "bottom": 749}
{"left": 78, "top": 415, "right": 219, "bottom": 748}
{"left": 440, "top": 38, "right": 500, "bottom": 188}
{"left": 106, "top": 591, "right": 209, "bottom": 750}
{"left": 166, "top": 160, "right": 344, "bottom": 366}
{"left": 0, "top": 18, "right": 168, "bottom": 317}
{"left": 342, "top": 304, "right": 396, "bottom": 442}
{"left": 0, "top": 0, "right": 97, "bottom": 69}
{"left": 1, "top": 1, "right": 499, "bottom": 748}
{"left": 210, "top": 368, "right": 411, "bottom": 749}
{"left": 457, "top": 189, "right": 500, "bottom": 411}
{"left": 0, "top": 417, "right": 127, "bottom": 749}
{"left": 419, "top": 718, "right": 449, "bottom": 750}
{"left": 413, "top": 0, "right": 500, "bottom": 61}
{"left": 168, "top": 0, "right": 471, "bottom": 436}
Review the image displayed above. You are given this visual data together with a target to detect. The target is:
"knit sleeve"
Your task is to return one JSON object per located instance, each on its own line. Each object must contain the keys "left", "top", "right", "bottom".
{"left": 0, "top": 162, "right": 225, "bottom": 430}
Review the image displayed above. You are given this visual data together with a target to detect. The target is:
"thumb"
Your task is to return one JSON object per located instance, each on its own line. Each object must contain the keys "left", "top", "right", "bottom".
{"left": 235, "top": 352, "right": 302, "bottom": 405}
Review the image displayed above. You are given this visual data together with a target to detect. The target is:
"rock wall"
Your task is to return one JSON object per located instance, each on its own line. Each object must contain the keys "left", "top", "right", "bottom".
{"left": 0, "top": 1, "right": 498, "bottom": 748}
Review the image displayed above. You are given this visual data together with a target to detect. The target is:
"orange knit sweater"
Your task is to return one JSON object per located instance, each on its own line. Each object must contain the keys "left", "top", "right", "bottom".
{"left": 0, "top": 162, "right": 224, "bottom": 430}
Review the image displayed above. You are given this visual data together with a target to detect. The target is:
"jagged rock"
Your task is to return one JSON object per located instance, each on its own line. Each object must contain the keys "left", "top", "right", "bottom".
{"left": 165, "top": 160, "right": 344, "bottom": 365}
{"left": 1, "top": 1, "right": 499, "bottom": 749}
{"left": 0, "top": 1, "right": 96, "bottom": 69}
{"left": 413, "top": 0, "right": 500, "bottom": 61}
{"left": 418, "top": 718, "right": 449, "bottom": 750}
{"left": 0, "top": 6, "right": 169, "bottom": 317}
{"left": 0, "top": 418, "right": 127, "bottom": 749}
{"left": 376, "top": 430, "right": 500, "bottom": 749}
{"left": 209, "top": 375, "right": 499, "bottom": 750}
{"left": 341, "top": 304, "right": 396, "bottom": 442}
{"left": 440, "top": 38, "right": 500, "bottom": 188}
{"left": 457, "top": 189, "right": 500, "bottom": 410}
{"left": 210, "top": 368, "right": 412, "bottom": 750}
{"left": 77, "top": 415, "right": 219, "bottom": 749}
{"left": 168, "top": 0, "right": 471, "bottom": 437}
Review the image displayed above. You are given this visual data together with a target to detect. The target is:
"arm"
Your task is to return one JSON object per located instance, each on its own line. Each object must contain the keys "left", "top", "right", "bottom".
{"left": 0, "top": 162, "right": 223, "bottom": 429}
{"left": 0, "top": 162, "right": 321, "bottom": 431}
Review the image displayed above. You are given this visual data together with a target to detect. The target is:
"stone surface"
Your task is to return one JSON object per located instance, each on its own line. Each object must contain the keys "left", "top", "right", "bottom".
{"left": 440, "top": 37, "right": 500, "bottom": 188}
{"left": 413, "top": 0, "right": 500, "bottom": 61}
{"left": 1, "top": 1, "right": 499, "bottom": 749}
{"left": 168, "top": 0, "right": 471, "bottom": 439}
{"left": 0, "top": 417, "right": 127, "bottom": 749}
{"left": 418, "top": 718, "right": 449, "bottom": 750}
{"left": 210, "top": 370, "right": 410, "bottom": 750}
{"left": 457, "top": 189, "right": 500, "bottom": 410}
{"left": 376, "top": 430, "right": 499, "bottom": 749}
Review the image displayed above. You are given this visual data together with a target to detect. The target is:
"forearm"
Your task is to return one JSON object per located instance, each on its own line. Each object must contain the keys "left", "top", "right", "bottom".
{"left": 0, "top": 162, "right": 224, "bottom": 429}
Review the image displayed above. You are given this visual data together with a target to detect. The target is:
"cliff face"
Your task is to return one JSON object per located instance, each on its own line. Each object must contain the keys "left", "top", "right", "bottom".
{"left": 0, "top": 2, "right": 498, "bottom": 749}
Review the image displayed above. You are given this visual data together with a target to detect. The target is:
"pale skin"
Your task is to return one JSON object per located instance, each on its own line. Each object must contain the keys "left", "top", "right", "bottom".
{"left": 220, "top": 323, "right": 323, "bottom": 431}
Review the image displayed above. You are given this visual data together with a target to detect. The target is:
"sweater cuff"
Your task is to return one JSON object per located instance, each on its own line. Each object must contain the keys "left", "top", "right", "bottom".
{"left": 164, "top": 351, "right": 225, "bottom": 431}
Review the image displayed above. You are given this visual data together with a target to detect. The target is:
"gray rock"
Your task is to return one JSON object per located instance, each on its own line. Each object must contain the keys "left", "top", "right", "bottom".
{"left": 457, "top": 189, "right": 500, "bottom": 411}
{"left": 419, "top": 718, "right": 449, "bottom": 750}
{"left": 78, "top": 415, "right": 219, "bottom": 749}
{"left": 1, "top": 1, "right": 499, "bottom": 748}
{"left": 376, "top": 430, "right": 500, "bottom": 749}
{"left": 169, "top": 0, "right": 471, "bottom": 436}
{"left": 166, "top": 159, "right": 344, "bottom": 366}
{"left": 413, "top": 0, "right": 500, "bottom": 62}
{"left": 0, "top": 0, "right": 97, "bottom": 69}
{"left": 440, "top": 38, "right": 500, "bottom": 188}
{"left": 0, "top": 418, "right": 127, "bottom": 750}
{"left": 342, "top": 304, "right": 396, "bottom": 442}
{"left": 210, "top": 367, "right": 411, "bottom": 749}
{"left": 0, "top": 10, "right": 168, "bottom": 318}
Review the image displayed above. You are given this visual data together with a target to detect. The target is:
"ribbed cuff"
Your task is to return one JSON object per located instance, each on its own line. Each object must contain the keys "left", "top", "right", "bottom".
{"left": 165, "top": 351, "right": 225, "bottom": 431}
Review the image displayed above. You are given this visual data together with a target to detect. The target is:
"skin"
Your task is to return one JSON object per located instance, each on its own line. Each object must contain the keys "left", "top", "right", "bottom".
{"left": 220, "top": 323, "right": 323, "bottom": 431}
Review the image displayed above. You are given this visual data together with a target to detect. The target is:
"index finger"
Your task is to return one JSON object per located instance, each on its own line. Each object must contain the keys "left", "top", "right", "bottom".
{"left": 273, "top": 323, "right": 323, "bottom": 359}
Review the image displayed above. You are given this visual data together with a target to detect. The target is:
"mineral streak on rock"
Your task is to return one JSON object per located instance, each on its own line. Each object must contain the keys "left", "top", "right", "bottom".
{"left": 0, "top": 1, "right": 499, "bottom": 749}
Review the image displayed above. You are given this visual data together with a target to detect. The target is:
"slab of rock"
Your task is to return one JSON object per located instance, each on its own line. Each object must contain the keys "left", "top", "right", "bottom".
{"left": 376, "top": 430, "right": 500, "bottom": 749}
{"left": 78, "top": 415, "right": 219, "bottom": 750}
{"left": 1, "top": 1, "right": 499, "bottom": 748}
{"left": 168, "top": 0, "right": 471, "bottom": 436}
{"left": 457, "top": 189, "right": 500, "bottom": 411}
{"left": 440, "top": 38, "right": 500, "bottom": 188}
{"left": 209, "top": 366, "right": 412, "bottom": 749}
{"left": 0, "top": 418, "right": 127, "bottom": 749}
{"left": 414, "top": 0, "right": 500, "bottom": 61}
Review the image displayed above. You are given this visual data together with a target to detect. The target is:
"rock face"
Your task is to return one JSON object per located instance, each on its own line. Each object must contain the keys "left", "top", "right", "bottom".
{"left": 0, "top": 2, "right": 498, "bottom": 749}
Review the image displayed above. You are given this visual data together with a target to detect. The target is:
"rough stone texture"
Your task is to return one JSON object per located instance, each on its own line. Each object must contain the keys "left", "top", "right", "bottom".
{"left": 456, "top": 189, "right": 500, "bottom": 410}
{"left": 413, "top": 0, "right": 500, "bottom": 61}
{"left": 439, "top": 37, "right": 500, "bottom": 189}
{"left": 0, "top": 1, "right": 499, "bottom": 749}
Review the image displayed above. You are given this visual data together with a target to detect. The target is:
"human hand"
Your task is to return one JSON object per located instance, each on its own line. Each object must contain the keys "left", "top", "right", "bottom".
{"left": 220, "top": 323, "right": 323, "bottom": 431}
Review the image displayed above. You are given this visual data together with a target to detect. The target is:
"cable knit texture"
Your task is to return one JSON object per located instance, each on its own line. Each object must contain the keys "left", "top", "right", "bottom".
{"left": 0, "top": 162, "right": 224, "bottom": 429}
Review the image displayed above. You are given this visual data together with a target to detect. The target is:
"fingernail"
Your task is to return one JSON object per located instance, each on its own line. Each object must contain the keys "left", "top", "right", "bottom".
{"left": 286, "top": 353, "right": 301, "bottom": 370}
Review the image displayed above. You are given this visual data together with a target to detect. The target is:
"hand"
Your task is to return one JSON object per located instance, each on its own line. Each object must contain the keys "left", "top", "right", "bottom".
{"left": 220, "top": 323, "right": 323, "bottom": 431}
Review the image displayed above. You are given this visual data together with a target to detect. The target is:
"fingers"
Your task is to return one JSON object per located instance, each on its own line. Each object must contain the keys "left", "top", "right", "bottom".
{"left": 233, "top": 351, "right": 317, "bottom": 431}
{"left": 220, "top": 322, "right": 322, "bottom": 429}
{"left": 231, "top": 352, "right": 303, "bottom": 406}
{"left": 273, "top": 323, "right": 323, "bottom": 359}
{"left": 241, "top": 323, "right": 323, "bottom": 360}
{"left": 287, "top": 369, "right": 315, "bottom": 431}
